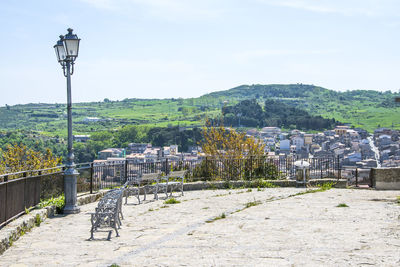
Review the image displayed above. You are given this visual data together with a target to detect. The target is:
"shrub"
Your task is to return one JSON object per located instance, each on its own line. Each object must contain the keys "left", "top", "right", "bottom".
{"left": 38, "top": 194, "right": 65, "bottom": 214}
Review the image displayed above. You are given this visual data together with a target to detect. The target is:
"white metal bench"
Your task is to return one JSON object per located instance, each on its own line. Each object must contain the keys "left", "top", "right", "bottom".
{"left": 157, "top": 170, "right": 186, "bottom": 198}
{"left": 141, "top": 172, "right": 162, "bottom": 201}
{"left": 124, "top": 172, "right": 161, "bottom": 204}
{"left": 90, "top": 188, "right": 124, "bottom": 240}
{"left": 123, "top": 175, "right": 141, "bottom": 205}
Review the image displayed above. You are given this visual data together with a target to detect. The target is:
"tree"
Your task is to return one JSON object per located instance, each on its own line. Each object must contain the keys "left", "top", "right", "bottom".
{"left": 113, "top": 126, "right": 139, "bottom": 147}
{"left": 200, "top": 121, "right": 265, "bottom": 180}
{"left": 0, "top": 144, "right": 62, "bottom": 178}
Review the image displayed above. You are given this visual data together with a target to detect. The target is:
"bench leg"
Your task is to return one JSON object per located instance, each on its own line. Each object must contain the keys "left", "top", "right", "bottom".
{"left": 154, "top": 184, "right": 159, "bottom": 200}
{"left": 137, "top": 189, "right": 141, "bottom": 204}
{"left": 118, "top": 214, "right": 122, "bottom": 227}
{"left": 114, "top": 222, "right": 120, "bottom": 237}
{"left": 90, "top": 227, "right": 94, "bottom": 240}
{"left": 143, "top": 187, "right": 147, "bottom": 201}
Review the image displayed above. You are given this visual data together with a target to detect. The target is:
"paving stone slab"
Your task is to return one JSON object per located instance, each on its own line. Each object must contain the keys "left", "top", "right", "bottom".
{"left": 0, "top": 188, "right": 399, "bottom": 266}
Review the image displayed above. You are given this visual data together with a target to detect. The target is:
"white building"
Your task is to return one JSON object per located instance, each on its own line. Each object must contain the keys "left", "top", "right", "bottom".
{"left": 279, "top": 140, "right": 290, "bottom": 151}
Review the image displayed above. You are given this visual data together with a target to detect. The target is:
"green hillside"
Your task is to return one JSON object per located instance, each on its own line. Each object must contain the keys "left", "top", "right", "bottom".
{"left": 201, "top": 84, "right": 400, "bottom": 132}
{"left": 0, "top": 84, "right": 399, "bottom": 135}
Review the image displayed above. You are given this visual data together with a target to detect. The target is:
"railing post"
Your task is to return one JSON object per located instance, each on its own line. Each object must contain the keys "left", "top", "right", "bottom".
{"left": 124, "top": 159, "right": 128, "bottom": 184}
{"left": 205, "top": 157, "right": 208, "bottom": 180}
{"left": 320, "top": 159, "right": 323, "bottom": 179}
{"left": 250, "top": 156, "right": 253, "bottom": 179}
{"left": 90, "top": 162, "right": 94, "bottom": 194}
{"left": 337, "top": 155, "right": 341, "bottom": 180}
{"left": 355, "top": 168, "right": 358, "bottom": 187}
{"left": 165, "top": 158, "right": 169, "bottom": 175}
{"left": 4, "top": 175, "right": 8, "bottom": 182}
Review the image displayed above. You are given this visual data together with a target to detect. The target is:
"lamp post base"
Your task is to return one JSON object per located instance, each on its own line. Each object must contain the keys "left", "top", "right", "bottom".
{"left": 64, "top": 168, "right": 80, "bottom": 214}
{"left": 63, "top": 205, "right": 81, "bottom": 214}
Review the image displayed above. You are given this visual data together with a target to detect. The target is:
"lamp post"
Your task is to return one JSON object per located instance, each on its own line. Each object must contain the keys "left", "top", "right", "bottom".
{"left": 54, "top": 28, "right": 81, "bottom": 214}
{"left": 237, "top": 113, "right": 242, "bottom": 128}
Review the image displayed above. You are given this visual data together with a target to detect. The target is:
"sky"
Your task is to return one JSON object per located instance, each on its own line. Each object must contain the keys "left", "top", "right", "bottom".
{"left": 0, "top": 0, "right": 399, "bottom": 106}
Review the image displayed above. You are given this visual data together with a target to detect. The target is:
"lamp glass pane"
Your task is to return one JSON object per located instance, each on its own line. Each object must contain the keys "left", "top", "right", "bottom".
{"left": 56, "top": 45, "right": 67, "bottom": 61}
{"left": 64, "top": 39, "right": 80, "bottom": 57}
{"left": 54, "top": 46, "right": 61, "bottom": 62}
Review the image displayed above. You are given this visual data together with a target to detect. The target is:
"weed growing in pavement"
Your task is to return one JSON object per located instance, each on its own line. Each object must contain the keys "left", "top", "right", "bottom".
{"left": 35, "top": 214, "right": 42, "bottom": 227}
{"left": 336, "top": 203, "right": 349, "bottom": 207}
{"left": 291, "top": 182, "right": 335, "bottom": 197}
{"left": 206, "top": 213, "right": 226, "bottom": 223}
{"left": 245, "top": 200, "right": 262, "bottom": 208}
{"left": 38, "top": 194, "right": 65, "bottom": 214}
{"left": 212, "top": 193, "right": 229, "bottom": 197}
{"left": 164, "top": 198, "right": 181, "bottom": 204}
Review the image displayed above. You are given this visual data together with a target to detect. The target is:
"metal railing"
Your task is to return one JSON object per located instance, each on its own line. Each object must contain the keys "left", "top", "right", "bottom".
{"left": 0, "top": 155, "right": 346, "bottom": 227}
{"left": 0, "top": 169, "right": 64, "bottom": 228}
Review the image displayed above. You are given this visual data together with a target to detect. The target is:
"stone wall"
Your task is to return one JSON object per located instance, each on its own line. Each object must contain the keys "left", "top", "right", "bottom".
{"left": 371, "top": 167, "right": 400, "bottom": 190}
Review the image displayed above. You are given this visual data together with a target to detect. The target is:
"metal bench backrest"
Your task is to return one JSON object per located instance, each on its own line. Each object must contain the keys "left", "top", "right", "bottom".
{"left": 168, "top": 170, "right": 186, "bottom": 178}
{"left": 141, "top": 172, "right": 160, "bottom": 183}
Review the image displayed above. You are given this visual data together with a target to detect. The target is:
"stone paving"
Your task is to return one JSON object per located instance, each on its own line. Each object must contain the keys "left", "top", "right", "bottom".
{"left": 1, "top": 188, "right": 399, "bottom": 266}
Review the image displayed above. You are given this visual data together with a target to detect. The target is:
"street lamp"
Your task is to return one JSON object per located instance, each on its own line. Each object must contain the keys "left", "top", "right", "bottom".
{"left": 54, "top": 28, "right": 81, "bottom": 214}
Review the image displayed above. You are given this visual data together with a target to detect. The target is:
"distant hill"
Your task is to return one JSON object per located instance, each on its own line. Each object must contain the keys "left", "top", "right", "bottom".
{"left": 200, "top": 84, "right": 400, "bottom": 132}
{"left": 220, "top": 99, "right": 336, "bottom": 130}
{"left": 0, "top": 84, "right": 399, "bottom": 134}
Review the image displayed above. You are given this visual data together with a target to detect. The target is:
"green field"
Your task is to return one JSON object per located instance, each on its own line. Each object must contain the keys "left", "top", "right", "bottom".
{"left": 0, "top": 84, "right": 399, "bottom": 136}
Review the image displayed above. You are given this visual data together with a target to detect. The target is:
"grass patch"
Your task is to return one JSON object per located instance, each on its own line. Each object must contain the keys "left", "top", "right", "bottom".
{"left": 164, "top": 198, "right": 181, "bottom": 204}
{"left": 35, "top": 214, "right": 42, "bottom": 227}
{"left": 38, "top": 194, "right": 65, "bottom": 214}
{"left": 160, "top": 205, "right": 169, "bottom": 208}
{"left": 223, "top": 181, "right": 235, "bottom": 189}
{"left": 212, "top": 193, "right": 229, "bottom": 197}
{"left": 397, "top": 196, "right": 400, "bottom": 205}
{"left": 148, "top": 208, "right": 154, "bottom": 212}
{"left": 245, "top": 200, "right": 262, "bottom": 208}
{"left": 206, "top": 213, "right": 226, "bottom": 223}
{"left": 336, "top": 203, "right": 349, "bottom": 208}
{"left": 247, "top": 179, "right": 280, "bottom": 188}
{"left": 24, "top": 206, "right": 31, "bottom": 215}
{"left": 202, "top": 207, "right": 209, "bottom": 210}
{"left": 291, "top": 182, "right": 335, "bottom": 197}
{"left": 247, "top": 188, "right": 252, "bottom": 192}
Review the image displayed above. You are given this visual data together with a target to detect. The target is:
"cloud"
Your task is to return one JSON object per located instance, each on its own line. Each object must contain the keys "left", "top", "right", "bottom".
{"left": 79, "top": 0, "right": 117, "bottom": 10}
{"left": 257, "top": 0, "right": 400, "bottom": 17}
{"left": 78, "top": 0, "right": 225, "bottom": 21}
{"left": 234, "top": 48, "right": 338, "bottom": 61}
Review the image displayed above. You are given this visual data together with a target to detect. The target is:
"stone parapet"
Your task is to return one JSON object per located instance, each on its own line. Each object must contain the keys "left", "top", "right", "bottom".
{"left": 371, "top": 167, "right": 400, "bottom": 190}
